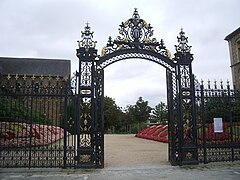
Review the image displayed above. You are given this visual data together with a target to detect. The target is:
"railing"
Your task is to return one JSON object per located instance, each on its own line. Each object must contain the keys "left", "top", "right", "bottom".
{"left": 0, "top": 74, "right": 76, "bottom": 168}
{"left": 195, "top": 81, "right": 240, "bottom": 163}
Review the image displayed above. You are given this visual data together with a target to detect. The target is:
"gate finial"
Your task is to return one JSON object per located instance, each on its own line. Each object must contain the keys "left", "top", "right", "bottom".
{"left": 77, "top": 22, "right": 97, "bottom": 49}
{"left": 175, "top": 28, "right": 192, "bottom": 53}
{"left": 132, "top": 8, "right": 140, "bottom": 20}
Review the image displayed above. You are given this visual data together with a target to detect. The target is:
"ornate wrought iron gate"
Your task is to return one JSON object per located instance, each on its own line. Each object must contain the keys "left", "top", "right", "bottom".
{"left": 76, "top": 9, "right": 198, "bottom": 167}
{"left": 0, "top": 9, "right": 199, "bottom": 168}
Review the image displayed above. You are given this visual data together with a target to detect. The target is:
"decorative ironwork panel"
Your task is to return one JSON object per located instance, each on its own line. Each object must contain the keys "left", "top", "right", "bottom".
{"left": 101, "top": 9, "right": 171, "bottom": 58}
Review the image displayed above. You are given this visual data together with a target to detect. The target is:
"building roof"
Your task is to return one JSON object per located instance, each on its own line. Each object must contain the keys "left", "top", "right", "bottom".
{"left": 225, "top": 27, "right": 240, "bottom": 41}
{"left": 0, "top": 57, "right": 71, "bottom": 77}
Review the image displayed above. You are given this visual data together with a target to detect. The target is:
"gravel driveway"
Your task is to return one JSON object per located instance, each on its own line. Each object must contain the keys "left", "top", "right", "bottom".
{"left": 104, "top": 134, "right": 168, "bottom": 168}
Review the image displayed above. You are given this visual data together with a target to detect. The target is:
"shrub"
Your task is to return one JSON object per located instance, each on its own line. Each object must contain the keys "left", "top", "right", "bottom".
{"left": 0, "top": 97, "right": 51, "bottom": 125}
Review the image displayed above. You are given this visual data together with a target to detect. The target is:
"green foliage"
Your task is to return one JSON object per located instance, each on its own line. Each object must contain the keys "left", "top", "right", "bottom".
{"left": 205, "top": 98, "right": 240, "bottom": 123}
{"left": 151, "top": 102, "right": 168, "bottom": 125}
{"left": 10, "top": 123, "right": 25, "bottom": 131}
{"left": 131, "top": 97, "right": 152, "bottom": 123}
{"left": 103, "top": 96, "right": 154, "bottom": 133}
{"left": 130, "top": 122, "right": 148, "bottom": 134}
{"left": 0, "top": 97, "right": 51, "bottom": 125}
{"left": 104, "top": 96, "right": 123, "bottom": 132}
{"left": 65, "top": 96, "right": 168, "bottom": 134}
{"left": 124, "top": 105, "right": 135, "bottom": 124}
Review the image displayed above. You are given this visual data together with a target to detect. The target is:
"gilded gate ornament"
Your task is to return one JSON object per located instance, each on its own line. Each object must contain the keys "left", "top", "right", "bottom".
{"left": 101, "top": 8, "right": 171, "bottom": 58}
{"left": 183, "top": 119, "right": 193, "bottom": 143}
{"left": 80, "top": 154, "right": 91, "bottom": 162}
{"left": 186, "top": 152, "right": 193, "bottom": 159}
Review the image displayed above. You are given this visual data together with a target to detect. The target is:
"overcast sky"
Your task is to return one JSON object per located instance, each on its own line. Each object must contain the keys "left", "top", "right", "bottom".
{"left": 0, "top": 0, "right": 239, "bottom": 108}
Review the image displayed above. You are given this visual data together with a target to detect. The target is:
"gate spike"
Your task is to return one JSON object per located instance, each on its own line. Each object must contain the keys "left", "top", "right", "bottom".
{"left": 208, "top": 79, "right": 210, "bottom": 89}
{"left": 227, "top": 80, "right": 229, "bottom": 86}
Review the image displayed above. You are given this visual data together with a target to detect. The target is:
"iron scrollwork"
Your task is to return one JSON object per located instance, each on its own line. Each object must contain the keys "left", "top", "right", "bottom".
{"left": 175, "top": 28, "right": 192, "bottom": 53}
{"left": 77, "top": 23, "right": 97, "bottom": 49}
{"left": 80, "top": 62, "right": 92, "bottom": 87}
{"left": 180, "top": 65, "right": 191, "bottom": 88}
{"left": 101, "top": 8, "right": 171, "bottom": 58}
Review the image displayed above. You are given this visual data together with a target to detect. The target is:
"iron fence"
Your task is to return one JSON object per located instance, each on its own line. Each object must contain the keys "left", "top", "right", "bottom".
{"left": 195, "top": 81, "right": 240, "bottom": 163}
{"left": 0, "top": 74, "right": 78, "bottom": 168}
{"left": 1, "top": 73, "right": 240, "bottom": 168}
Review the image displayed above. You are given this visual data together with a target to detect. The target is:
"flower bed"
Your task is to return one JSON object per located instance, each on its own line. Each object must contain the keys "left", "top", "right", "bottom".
{"left": 198, "top": 122, "right": 240, "bottom": 145}
{"left": 0, "top": 122, "right": 66, "bottom": 147}
{"left": 135, "top": 125, "right": 169, "bottom": 143}
{"left": 135, "top": 122, "right": 240, "bottom": 145}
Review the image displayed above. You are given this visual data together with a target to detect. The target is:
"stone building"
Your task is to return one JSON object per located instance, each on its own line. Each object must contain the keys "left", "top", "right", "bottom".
{"left": 225, "top": 27, "right": 240, "bottom": 90}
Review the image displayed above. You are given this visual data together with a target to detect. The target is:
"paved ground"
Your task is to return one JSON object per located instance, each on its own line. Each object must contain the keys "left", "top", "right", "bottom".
{"left": 1, "top": 163, "right": 240, "bottom": 180}
{"left": 105, "top": 134, "right": 168, "bottom": 168}
{"left": 0, "top": 134, "right": 240, "bottom": 179}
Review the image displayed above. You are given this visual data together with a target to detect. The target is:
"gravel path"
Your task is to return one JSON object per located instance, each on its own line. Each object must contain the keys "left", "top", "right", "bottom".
{"left": 104, "top": 134, "right": 168, "bottom": 168}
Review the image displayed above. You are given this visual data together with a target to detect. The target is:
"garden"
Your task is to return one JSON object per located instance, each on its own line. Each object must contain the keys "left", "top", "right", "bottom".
{"left": 135, "top": 122, "right": 240, "bottom": 145}
{"left": 0, "top": 96, "right": 65, "bottom": 148}
{"left": 0, "top": 121, "right": 65, "bottom": 147}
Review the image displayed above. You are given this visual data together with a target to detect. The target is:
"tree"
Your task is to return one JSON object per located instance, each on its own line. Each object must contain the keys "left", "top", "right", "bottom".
{"left": 118, "top": 105, "right": 135, "bottom": 133}
{"left": 132, "top": 97, "right": 152, "bottom": 123}
{"left": 204, "top": 98, "right": 240, "bottom": 123}
{"left": 152, "top": 102, "right": 168, "bottom": 125}
{"left": 104, "top": 96, "right": 122, "bottom": 132}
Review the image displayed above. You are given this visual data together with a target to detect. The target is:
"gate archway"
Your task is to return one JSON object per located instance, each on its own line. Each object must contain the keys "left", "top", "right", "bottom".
{"left": 76, "top": 9, "right": 198, "bottom": 168}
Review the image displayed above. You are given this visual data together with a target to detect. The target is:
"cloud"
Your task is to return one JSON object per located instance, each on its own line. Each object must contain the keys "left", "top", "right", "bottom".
{"left": 105, "top": 59, "right": 167, "bottom": 107}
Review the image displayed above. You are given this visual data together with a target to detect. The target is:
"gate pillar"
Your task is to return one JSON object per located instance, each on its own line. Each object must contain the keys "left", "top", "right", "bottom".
{"left": 174, "top": 29, "right": 198, "bottom": 165}
{"left": 75, "top": 24, "right": 103, "bottom": 168}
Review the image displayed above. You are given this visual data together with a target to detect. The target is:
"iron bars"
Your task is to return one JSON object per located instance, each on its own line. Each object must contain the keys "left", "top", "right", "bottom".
{"left": 195, "top": 80, "right": 240, "bottom": 163}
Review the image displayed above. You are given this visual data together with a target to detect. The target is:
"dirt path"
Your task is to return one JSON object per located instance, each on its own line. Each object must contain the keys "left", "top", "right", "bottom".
{"left": 104, "top": 134, "right": 169, "bottom": 168}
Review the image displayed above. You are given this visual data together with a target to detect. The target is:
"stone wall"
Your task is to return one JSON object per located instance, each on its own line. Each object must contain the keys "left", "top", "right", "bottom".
{"left": 225, "top": 28, "right": 240, "bottom": 90}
